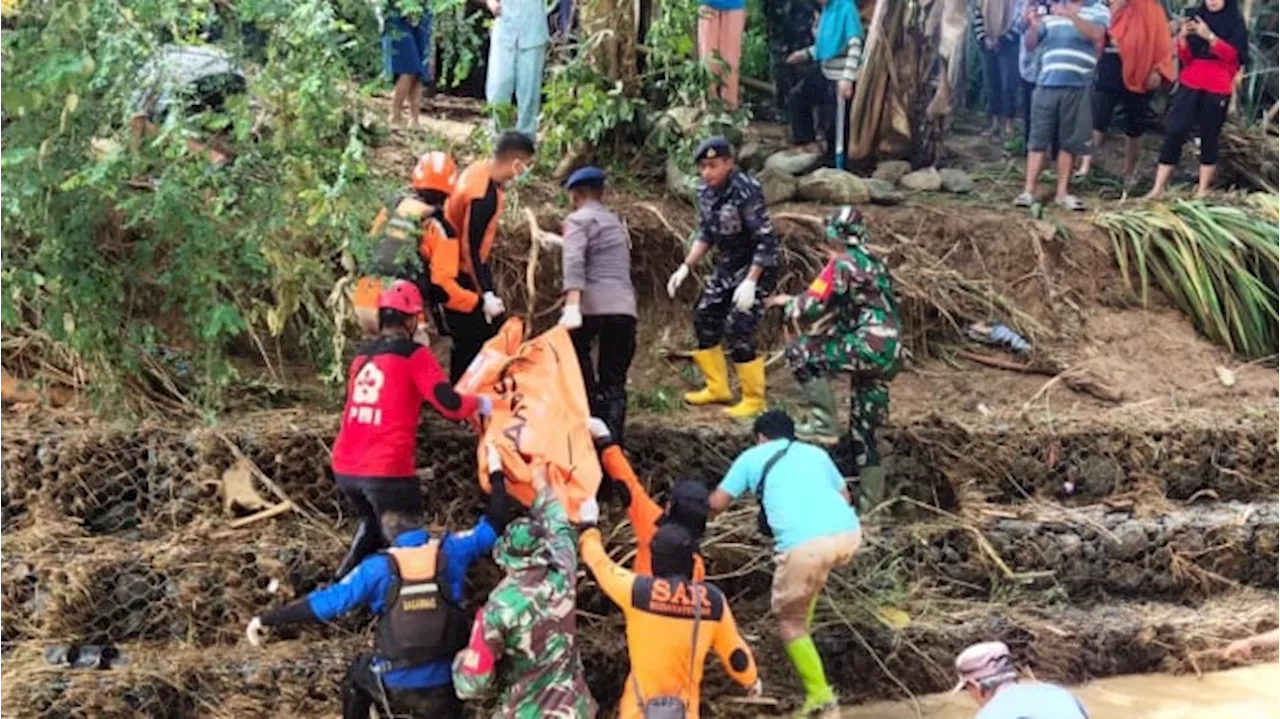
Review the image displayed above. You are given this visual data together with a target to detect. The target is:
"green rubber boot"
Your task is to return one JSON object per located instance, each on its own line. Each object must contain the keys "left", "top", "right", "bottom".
{"left": 858, "top": 465, "right": 887, "bottom": 515}
{"left": 795, "top": 378, "right": 840, "bottom": 444}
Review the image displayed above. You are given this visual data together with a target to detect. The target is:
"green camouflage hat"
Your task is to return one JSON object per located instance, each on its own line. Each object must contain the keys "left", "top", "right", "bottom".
{"left": 493, "top": 516, "right": 553, "bottom": 573}
{"left": 825, "top": 205, "right": 869, "bottom": 245}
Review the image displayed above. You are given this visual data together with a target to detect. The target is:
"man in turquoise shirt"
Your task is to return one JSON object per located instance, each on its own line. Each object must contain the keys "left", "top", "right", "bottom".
{"left": 709, "top": 410, "right": 862, "bottom": 718}
{"left": 485, "top": 0, "right": 557, "bottom": 138}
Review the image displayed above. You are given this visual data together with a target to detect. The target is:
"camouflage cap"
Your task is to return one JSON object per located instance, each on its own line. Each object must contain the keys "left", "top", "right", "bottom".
{"left": 825, "top": 205, "right": 869, "bottom": 245}
{"left": 493, "top": 516, "right": 551, "bottom": 573}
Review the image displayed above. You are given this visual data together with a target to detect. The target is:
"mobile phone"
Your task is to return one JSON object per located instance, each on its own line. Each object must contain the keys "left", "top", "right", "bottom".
{"left": 1036, "top": 0, "right": 1051, "bottom": 15}
{"left": 1183, "top": 7, "right": 1197, "bottom": 19}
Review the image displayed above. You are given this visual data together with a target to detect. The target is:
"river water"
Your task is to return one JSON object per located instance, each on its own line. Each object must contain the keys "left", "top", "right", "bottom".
{"left": 845, "top": 664, "right": 1279, "bottom": 718}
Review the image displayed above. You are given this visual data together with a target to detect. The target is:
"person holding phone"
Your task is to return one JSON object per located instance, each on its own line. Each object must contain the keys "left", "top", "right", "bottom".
{"left": 1075, "top": 0, "right": 1174, "bottom": 183}
{"left": 1145, "top": 0, "right": 1249, "bottom": 198}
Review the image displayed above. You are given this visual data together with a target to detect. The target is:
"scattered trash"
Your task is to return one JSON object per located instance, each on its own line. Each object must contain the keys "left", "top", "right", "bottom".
{"left": 1214, "top": 365, "right": 1237, "bottom": 387}
{"left": 966, "top": 322, "right": 1031, "bottom": 355}
{"left": 1063, "top": 481, "right": 1076, "bottom": 495}
{"left": 44, "top": 644, "right": 125, "bottom": 670}
{"left": 267, "top": 578, "right": 280, "bottom": 594}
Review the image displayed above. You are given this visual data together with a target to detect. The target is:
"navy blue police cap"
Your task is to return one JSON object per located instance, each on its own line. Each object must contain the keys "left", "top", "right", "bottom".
{"left": 693, "top": 136, "right": 733, "bottom": 163}
{"left": 564, "top": 165, "right": 607, "bottom": 190}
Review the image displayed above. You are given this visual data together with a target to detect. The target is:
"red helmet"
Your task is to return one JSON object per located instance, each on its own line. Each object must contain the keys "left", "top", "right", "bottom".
{"left": 377, "top": 279, "right": 424, "bottom": 315}
{"left": 410, "top": 151, "right": 457, "bottom": 194}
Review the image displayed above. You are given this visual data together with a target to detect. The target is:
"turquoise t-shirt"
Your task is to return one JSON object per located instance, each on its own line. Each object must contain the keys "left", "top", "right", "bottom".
{"left": 975, "top": 682, "right": 1088, "bottom": 719}
{"left": 717, "top": 438, "right": 860, "bottom": 552}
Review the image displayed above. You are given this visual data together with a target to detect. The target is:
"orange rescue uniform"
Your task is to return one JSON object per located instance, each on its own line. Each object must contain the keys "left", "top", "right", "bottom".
{"left": 578, "top": 528, "right": 758, "bottom": 718}
{"left": 601, "top": 445, "right": 707, "bottom": 581}
{"left": 354, "top": 194, "right": 478, "bottom": 319}
{"left": 443, "top": 161, "right": 504, "bottom": 298}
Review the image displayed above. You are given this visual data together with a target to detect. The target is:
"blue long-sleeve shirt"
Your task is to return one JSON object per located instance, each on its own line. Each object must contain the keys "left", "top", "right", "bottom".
{"left": 264, "top": 520, "right": 497, "bottom": 690}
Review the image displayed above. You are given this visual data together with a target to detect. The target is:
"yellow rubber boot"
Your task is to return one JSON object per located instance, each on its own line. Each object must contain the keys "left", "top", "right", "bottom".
{"left": 724, "top": 357, "right": 767, "bottom": 419}
{"left": 684, "top": 346, "right": 733, "bottom": 405}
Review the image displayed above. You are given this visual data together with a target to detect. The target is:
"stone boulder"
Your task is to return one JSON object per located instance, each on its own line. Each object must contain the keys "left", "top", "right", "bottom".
{"left": 796, "top": 168, "right": 870, "bottom": 204}
{"left": 665, "top": 158, "right": 698, "bottom": 204}
{"left": 872, "top": 160, "right": 912, "bottom": 184}
{"left": 764, "top": 150, "right": 823, "bottom": 176}
{"left": 865, "top": 178, "right": 905, "bottom": 205}
{"left": 756, "top": 166, "right": 798, "bottom": 205}
{"left": 737, "top": 141, "right": 766, "bottom": 172}
{"left": 900, "top": 167, "right": 943, "bottom": 192}
{"left": 939, "top": 168, "right": 975, "bottom": 194}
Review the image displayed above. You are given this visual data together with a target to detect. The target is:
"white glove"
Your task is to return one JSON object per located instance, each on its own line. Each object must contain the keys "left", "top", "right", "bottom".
{"left": 666, "top": 264, "right": 690, "bottom": 298}
{"left": 586, "top": 417, "right": 612, "bottom": 441}
{"left": 747, "top": 679, "right": 763, "bottom": 697}
{"left": 476, "top": 395, "right": 493, "bottom": 418}
{"left": 578, "top": 497, "right": 600, "bottom": 526}
{"left": 732, "top": 278, "right": 758, "bottom": 312}
{"left": 246, "top": 617, "right": 265, "bottom": 647}
{"left": 485, "top": 439, "right": 502, "bottom": 472}
{"left": 559, "top": 304, "right": 583, "bottom": 329}
{"left": 482, "top": 292, "right": 505, "bottom": 323}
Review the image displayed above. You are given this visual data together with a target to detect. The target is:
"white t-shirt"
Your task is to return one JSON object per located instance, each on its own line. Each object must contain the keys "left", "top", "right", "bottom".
{"left": 976, "top": 682, "right": 1089, "bottom": 719}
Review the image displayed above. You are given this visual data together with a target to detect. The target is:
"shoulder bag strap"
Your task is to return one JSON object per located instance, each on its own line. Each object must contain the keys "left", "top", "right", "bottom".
{"left": 755, "top": 441, "right": 794, "bottom": 499}
{"left": 684, "top": 581, "right": 703, "bottom": 698}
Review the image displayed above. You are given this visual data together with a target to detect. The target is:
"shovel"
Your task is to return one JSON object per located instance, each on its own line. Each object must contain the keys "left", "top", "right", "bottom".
{"left": 835, "top": 92, "right": 847, "bottom": 171}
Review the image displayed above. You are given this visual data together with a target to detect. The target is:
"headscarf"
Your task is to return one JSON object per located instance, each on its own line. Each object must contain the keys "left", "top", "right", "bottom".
{"left": 1190, "top": 0, "right": 1249, "bottom": 68}
{"left": 981, "top": 0, "right": 1017, "bottom": 40}
{"left": 814, "top": 0, "right": 863, "bottom": 63}
{"left": 1111, "top": 0, "right": 1175, "bottom": 93}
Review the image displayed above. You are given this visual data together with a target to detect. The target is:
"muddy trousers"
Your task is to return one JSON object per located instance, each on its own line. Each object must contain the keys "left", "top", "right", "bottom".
{"left": 334, "top": 476, "right": 423, "bottom": 579}
{"left": 784, "top": 332, "right": 893, "bottom": 471}
{"left": 570, "top": 314, "right": 637, "bottom": 446}
{"left": 443, "top": 306, "right": 499, "bottom": 385}
{"left": 693, "top": 265, "right": 775, "bottom": 363}
{"left": 343, "top": 653, "right": 464, "bottom": 719}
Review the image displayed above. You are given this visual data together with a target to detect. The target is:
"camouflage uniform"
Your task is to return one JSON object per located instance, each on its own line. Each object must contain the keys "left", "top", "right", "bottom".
{"left": 766, "top": 0, "right": 817, "bottom": 114}
{"left": 452, "top": 488, "right": 596, "bottom": 719}
{"left": 692, "top": 169, "right": 780, "bottom": 363}
{"left": 784, "top": 213, "right": 901, "bottom": 469}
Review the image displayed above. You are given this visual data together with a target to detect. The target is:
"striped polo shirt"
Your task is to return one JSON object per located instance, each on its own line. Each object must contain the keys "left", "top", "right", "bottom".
{"left": 1034, "top": 2, "right": 1111, "bottom": 88}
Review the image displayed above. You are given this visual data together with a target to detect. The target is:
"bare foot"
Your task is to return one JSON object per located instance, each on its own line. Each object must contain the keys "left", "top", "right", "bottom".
{"left": 1142, "top": 189, "right": 1163, "bottom": 200}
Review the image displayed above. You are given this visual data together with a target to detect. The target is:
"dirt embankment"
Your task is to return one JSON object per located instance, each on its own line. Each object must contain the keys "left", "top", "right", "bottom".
{"left": 2, "top": 407, "right": 1277, "bottom": 716}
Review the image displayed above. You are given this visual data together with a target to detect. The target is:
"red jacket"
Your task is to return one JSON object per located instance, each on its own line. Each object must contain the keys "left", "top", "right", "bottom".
{"left": 1177, "top": 35, "right": 1240, "bottom": 95}
{"left": 331, "top": 336, "right": 478, "bottom": 478}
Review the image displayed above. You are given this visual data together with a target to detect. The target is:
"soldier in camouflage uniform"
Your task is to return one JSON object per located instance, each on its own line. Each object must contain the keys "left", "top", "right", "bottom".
{"left": 452, "top": 471, "right": 597, "bottom": 719}
{"left": 766, "top": 206, "right": 901, "bottom": 511}
{"left": 767, "top": 0, "right": 818, "bottom": 117}
{"left": 667, "top": 136, "right": 781, "bottom": 419}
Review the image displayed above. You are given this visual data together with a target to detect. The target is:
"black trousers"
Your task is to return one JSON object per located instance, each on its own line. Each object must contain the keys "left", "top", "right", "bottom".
{"left": 570, "top": 314, "right": 637, "bottom": 443}
{"left": 334, "top": 476, "right": 423, "bottom": 578}
{"left": 787, "top": 68, "right": 851, "bottom": 166}
{"left": 442, "top": 306, "right": 498, "bottom": 385}
{"left": 342, "top": 653, "right": 464, "bottom": 719}
{"left": 980, "top": 38, "right": 1020, "bottom": 120}
{"left": 1159, "top": 85, "right": 1229, "bottom": 166}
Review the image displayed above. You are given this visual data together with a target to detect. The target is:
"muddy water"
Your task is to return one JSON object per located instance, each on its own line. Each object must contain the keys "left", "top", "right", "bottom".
{"left": 845, "top": 664, "right": 1279, "bottom": 718}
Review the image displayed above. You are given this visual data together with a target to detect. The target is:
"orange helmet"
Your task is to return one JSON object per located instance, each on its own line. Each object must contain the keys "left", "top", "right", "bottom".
{"left": 410, "top": 151, "right": 457, "bottom": 194}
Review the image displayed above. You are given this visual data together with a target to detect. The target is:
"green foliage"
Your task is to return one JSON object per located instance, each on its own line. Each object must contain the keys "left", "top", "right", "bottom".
{"left": 741, "top": 0, "right": 771, "bottom": 81}
{"left": 539, "top": 40, "right": 643, "bottom": 161}
{"left": 1096, "top": 196, "right": 1280, "bottom": 358}
{"left": 431, "top": 0, "right": 487, "bottom": 88}
{"left": 1, "top": 0, "right": 381, "bottom": 410}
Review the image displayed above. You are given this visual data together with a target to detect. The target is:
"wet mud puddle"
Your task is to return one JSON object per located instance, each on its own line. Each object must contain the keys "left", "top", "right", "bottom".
{"left": 844, "top": 663, "right": 1279, "bottom": 718}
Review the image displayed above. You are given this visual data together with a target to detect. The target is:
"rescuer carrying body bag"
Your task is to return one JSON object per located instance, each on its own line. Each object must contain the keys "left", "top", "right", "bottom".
{"left": 374, "top": 542, "right": 470, "bottom": 669}
{"left": 630, "top": 581, "right": 704, "bottom": 719}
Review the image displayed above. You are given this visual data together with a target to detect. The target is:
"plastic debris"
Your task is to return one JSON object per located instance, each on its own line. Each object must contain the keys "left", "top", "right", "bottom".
{"left": 966, "top": 322, "right": 1031, "bottom": 355}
